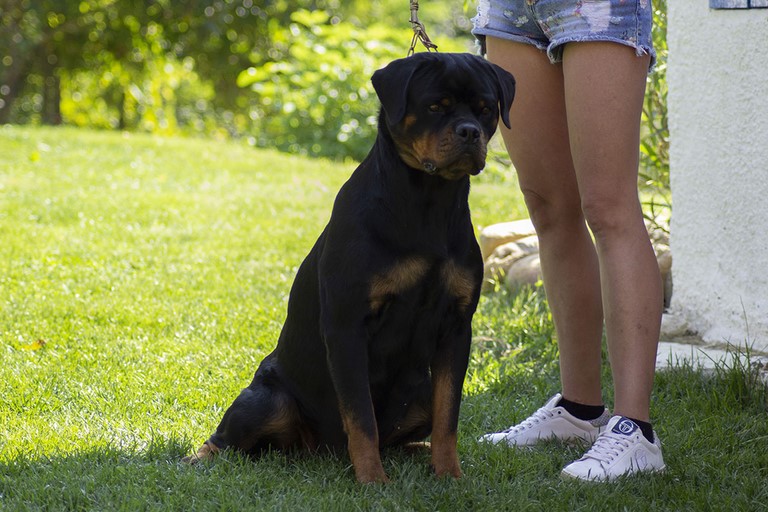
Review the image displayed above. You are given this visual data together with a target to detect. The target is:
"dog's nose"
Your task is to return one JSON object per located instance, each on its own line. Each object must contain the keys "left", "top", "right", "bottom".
{"left": 455, "top": 122, "right": 481, "bottom": 143}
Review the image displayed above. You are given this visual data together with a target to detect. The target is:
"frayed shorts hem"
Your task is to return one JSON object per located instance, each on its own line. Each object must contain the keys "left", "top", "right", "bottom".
{"left": 473, "top": 29, "right": 657, "bottom": 72}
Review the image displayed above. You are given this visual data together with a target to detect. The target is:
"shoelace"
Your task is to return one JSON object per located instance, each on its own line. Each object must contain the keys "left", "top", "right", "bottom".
{"left": 579, "top": 431, "right": 633, "bottom": 463}
{"left": 501, "top": 406, "right": 560, "bottom": 434}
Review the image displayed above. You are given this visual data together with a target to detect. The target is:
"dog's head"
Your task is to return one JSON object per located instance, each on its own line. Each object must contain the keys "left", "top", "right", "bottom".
{"left": 372, "top": 53, "right": 515, "bottom": 180}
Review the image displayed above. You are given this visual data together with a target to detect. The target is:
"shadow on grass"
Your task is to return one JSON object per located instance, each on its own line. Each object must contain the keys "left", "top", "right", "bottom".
{"left": 0, "top": 438, "right": 358, "bottom": 510}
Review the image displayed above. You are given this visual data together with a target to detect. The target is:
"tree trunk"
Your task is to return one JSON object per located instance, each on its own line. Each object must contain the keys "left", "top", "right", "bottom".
{"left": 41, "top": 50, "right": 62, "bottom": 125}
{"left": 0, "top": 21, "right": 34, "bottom": 124}
{"left": 0, "top": 61, "right": 29, "bottom": 124}
{"left": 117, "top": 88, "right": 127, "bottom": 130}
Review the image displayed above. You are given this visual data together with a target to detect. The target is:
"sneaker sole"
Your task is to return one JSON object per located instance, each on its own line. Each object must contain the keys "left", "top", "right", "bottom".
{"left": 480, "top": 429, "right": 604, "bottom": 448}
{"left": 560, "top": 464, "right": 666, "bottom": 482}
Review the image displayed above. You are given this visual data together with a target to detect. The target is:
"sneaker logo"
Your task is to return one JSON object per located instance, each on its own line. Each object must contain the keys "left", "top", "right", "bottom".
{"left": 612, "top": 417, "right": 638, "bottom": 436}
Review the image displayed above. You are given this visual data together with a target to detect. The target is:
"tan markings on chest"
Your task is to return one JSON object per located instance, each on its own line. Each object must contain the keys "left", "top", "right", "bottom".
{"left": 369, "top": 257, "right": 431, "bottom": 311}
{"left": 368, "top": 258, "right": 476, "bottom": 313}
{"left": 440, "top": 260, "right": 476, "bottom": 312}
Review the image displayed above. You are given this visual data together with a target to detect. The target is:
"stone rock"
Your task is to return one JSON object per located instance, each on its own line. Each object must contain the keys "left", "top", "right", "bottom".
{"left": 479, "top": 219, "right": 537, "bottom": 260}
{"left": 657, "top": 247, "right": 672, "bottom": 275}
{"left": 482, "top": 235, "right": 539, "bottom": 292}
{"left": 504, "top": 253, "right": 542, "bottom": 291}
{"left": 660, "top": 312, "right": 690, "bottom": 339}
{"left": 480, "top": 218, "right": 674, "bottom": 308}
{"left": 656, "top": 247, "right": 673, "bottom": 309}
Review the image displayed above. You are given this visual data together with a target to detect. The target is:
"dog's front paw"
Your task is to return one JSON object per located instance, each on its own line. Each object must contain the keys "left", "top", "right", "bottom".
{"left": 353, "top": 460, "right": 390, "bottom": 484}
{"left": 431, "top": 461, "right": 462, "bottom": 479}
{"left": 431, "top": 447, "right": 462, "bottom": 479}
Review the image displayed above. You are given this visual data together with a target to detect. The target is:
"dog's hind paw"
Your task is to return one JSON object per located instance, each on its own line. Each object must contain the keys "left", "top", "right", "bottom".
{"left": 182, "top": 441, "right": 220, "bottom": 464}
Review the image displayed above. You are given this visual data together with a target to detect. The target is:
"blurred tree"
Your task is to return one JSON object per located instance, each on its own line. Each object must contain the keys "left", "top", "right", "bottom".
{"left": 1, "top": 0, "right": 144, "bottom": 124}
{"left": 1, "top": 0, "right": 470, "bottom": 129}
{"left": 0, "top": 1, "right": 37, "bottom": 123}
{"left": 236, "top": 9, "right": 467, "bottom": 159}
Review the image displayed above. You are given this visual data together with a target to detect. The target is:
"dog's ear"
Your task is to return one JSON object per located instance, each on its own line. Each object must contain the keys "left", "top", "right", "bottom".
{"left": 371, "top": 57, "right": 423, "bottom": 125}
{"left": 488, "top": 62, "right": 516, "bottom": 129}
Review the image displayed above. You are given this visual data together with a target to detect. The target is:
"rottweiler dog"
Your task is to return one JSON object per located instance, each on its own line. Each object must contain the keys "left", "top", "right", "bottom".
{"left": 184, "top": 53, "right": 515, "bottom": 483}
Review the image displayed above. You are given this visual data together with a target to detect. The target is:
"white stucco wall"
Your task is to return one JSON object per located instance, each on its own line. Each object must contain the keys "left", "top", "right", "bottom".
{"left": 667, "top": 4, "right": 768, "bottom": 351}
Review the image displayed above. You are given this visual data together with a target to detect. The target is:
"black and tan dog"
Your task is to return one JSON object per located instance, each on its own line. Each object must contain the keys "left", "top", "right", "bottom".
{"left": 184, "top": 53, "right": 515, "bottom": 483}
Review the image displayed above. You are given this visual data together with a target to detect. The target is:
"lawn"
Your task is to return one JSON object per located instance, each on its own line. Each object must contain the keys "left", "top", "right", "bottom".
{"left": 1, "top": 126, "right": 766, "bottom": 511}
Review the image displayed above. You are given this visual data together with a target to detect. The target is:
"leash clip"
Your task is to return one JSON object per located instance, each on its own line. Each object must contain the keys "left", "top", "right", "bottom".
{"left": 408, "top": 0, "right": 438, "bottom": 56}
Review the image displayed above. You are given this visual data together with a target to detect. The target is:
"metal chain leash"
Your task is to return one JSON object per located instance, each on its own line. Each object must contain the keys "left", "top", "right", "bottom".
{"left": 408, "top": 0, "right": 438, "bottom": 56}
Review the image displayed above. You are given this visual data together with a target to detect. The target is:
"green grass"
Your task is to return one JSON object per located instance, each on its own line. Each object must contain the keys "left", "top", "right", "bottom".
{"left": 1, "top": 126, "right": 767, "bottom": 511}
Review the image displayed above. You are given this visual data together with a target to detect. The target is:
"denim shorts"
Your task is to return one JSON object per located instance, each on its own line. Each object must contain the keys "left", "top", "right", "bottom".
{"left": 472, "top": 0, "right": 656, "bottom": 70}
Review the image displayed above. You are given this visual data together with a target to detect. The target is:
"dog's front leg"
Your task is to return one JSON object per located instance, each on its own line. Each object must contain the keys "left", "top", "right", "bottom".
{"left": 323, "top": 327, "right": 388, "bottom": 484}
{"left": 341, "top": 397, "right": 387, "bottom": 484}
{"left": 430, "top": 323, "right": 472, "bottom": 479}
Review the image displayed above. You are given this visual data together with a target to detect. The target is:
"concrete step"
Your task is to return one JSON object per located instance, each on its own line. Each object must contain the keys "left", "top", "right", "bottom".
{"left": 656, "top": 340, "right": 768, "bottom": 384}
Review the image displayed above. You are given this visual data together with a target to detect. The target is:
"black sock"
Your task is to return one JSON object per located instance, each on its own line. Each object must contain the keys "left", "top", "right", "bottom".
{"left": 627, "top": 417, "right": 655, "bottom": 443}
{"left": 556, "top": 396, "right": 605, "bottom": 421}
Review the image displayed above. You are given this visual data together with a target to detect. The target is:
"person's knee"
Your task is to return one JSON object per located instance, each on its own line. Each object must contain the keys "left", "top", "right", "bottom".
{"left": 580, "top": 193, "right": 639, "bottom": 240}
{"left": 521, "top": 187, "right": 583, "bottom": 235}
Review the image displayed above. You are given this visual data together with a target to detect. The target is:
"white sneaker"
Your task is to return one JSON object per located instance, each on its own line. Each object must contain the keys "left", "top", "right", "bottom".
{"left": 479, "top": 393, "right": 611, "bottom": 446}
{"left": 561, "top": 416, "right": 665, "bottom": 481}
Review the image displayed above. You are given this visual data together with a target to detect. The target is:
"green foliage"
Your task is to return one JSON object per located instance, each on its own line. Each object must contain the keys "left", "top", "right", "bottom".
{"left": 2, "top": 0, "right": 672, "bottom": 196}
{"left": 1, "top": 0, "right": 475, "bottom": 158}
{"left": 237, "top": 10, "right": 400, "bottom": 160}
{"left": 640, "top": 0, "right": 670, "bottom": 230}
{"left": 59, "top": 39, "right": 218, "bottom": 135}
{"left": 237, "top": 10, "right": 467, "bottom": 160}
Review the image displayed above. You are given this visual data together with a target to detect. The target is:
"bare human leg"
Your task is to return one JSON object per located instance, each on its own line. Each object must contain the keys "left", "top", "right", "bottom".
{"left": 561, "top": 42, "right": 660, "bottom": 421}
{"left": 486, "top": 37, "right": 604, "bottom": 407}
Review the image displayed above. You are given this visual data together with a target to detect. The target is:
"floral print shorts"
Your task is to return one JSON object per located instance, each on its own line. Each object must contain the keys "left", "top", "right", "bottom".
{"left": 472, "top": 0, "right": 656, "bottom": 70}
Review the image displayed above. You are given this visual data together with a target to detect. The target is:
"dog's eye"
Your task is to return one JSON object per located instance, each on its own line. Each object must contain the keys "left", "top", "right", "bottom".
{"left": 480, "top": 106, "right": 492, "bottom": 115}
{"left": 429, "top": 104, "right": 443, "bottom": 112}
